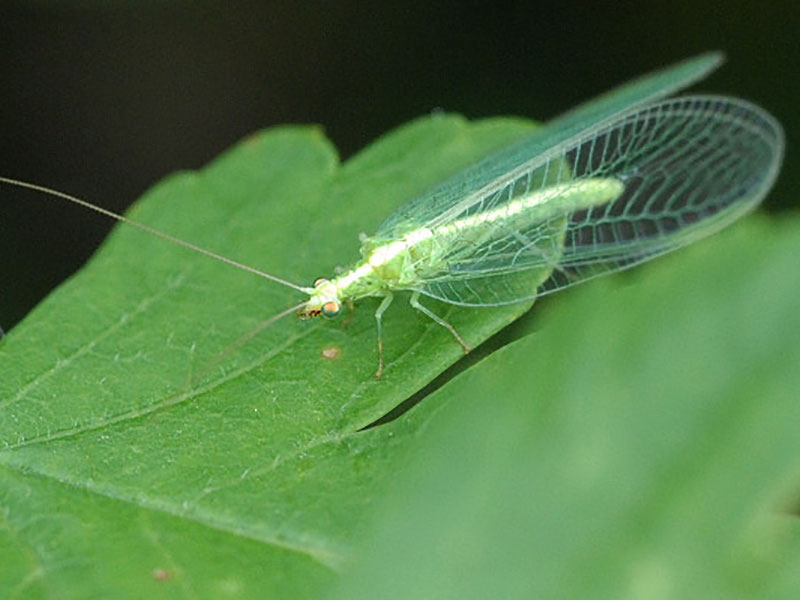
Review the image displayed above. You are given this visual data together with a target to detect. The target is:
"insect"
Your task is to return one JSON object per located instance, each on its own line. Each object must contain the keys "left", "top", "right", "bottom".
{"left": 1, "top": 52, "right": 784, "bottom": 377}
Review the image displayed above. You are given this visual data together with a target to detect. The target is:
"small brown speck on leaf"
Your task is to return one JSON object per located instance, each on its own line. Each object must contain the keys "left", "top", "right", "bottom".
{"left": 321, "top": 346, "right": 341, "bottom": 360}
{"left": 152, "top": 568, "right": 173, "bottom": 582}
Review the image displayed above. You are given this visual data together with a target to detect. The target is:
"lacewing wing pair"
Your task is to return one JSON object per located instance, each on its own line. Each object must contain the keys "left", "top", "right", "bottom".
{"left": 2, "top": 53, "right": 784, "bottom": 377}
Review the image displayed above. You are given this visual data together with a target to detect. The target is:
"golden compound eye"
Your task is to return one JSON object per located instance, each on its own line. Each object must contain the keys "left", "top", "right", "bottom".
{"left": 321, "top": 301, "right": 341, "bottom": 318}
{"left": 312, "top": 277, "right": 328, "bottom": 288}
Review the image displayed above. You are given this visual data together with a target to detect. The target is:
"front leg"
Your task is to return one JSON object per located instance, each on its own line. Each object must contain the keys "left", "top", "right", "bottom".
{"left": 373, "top": 291, "right": 394, "bottom": 378}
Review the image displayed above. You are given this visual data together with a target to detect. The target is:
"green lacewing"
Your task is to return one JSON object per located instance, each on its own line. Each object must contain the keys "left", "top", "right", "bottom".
{"left": 1, "top": 52, "right": 784, "bottom": 376}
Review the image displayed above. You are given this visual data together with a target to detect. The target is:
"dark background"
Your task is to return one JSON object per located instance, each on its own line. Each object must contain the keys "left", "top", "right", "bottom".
{"left": 2, "top": 1, "right": 798, "bottom": 331}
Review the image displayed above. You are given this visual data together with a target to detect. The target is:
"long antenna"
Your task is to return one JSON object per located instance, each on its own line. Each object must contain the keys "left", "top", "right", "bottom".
{"left": 1, "top": 176, "right": 309, "bottom": 293}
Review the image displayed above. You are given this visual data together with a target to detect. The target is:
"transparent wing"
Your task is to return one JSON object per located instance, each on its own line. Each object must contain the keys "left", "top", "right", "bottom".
{"left": 374, "top": 52, "right": 723, "bottom": 238}
{"left": 402, "top": 96, "right": 783, "bottom": 306}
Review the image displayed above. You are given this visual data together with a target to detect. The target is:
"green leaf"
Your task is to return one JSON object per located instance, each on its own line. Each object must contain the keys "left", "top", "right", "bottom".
{"left": 0, "top": 115, "right": 540, "bottom": 598}
{"left": 330, "top": 214, "right": 800, "bottom": 600}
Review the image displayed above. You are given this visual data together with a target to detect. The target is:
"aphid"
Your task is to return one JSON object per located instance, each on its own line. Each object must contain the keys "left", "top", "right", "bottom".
{"left": 1, "top": 53, "right": 784, "bottom": 377}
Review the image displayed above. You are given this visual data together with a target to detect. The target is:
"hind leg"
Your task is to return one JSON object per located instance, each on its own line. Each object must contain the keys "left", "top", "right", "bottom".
{"left": 409, "top": 292, "right": 471, "bottom": 353}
